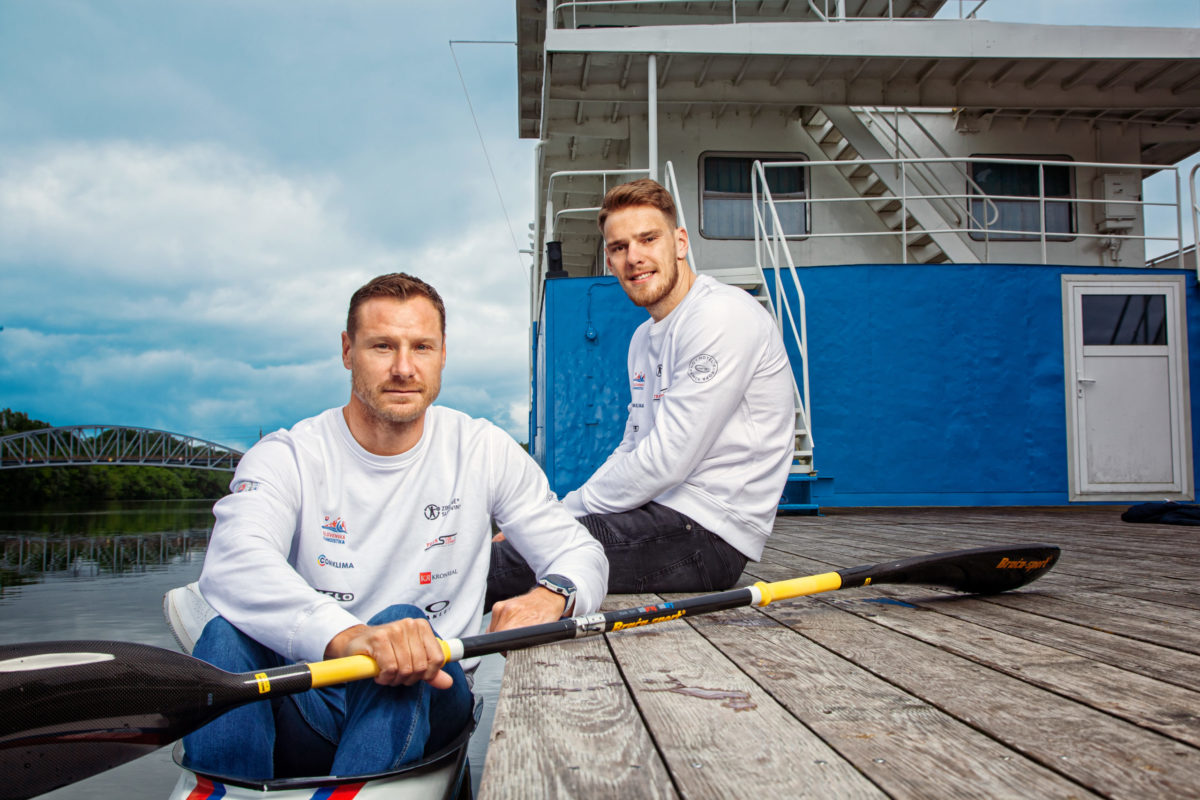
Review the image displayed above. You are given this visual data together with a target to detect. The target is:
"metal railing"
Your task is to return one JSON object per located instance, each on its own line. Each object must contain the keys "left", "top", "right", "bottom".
{"left": 753, "top": 155, "right": 1186, "bottom": 267}
{"left": 551, "top": 0, "right": 990, "bottom": 28}
{"left": 751, "top": 162, "right": 814, "bottom": 468}
{"left": 1192, "top": 162, "right": 1200, "bottom": 281}
{"left": 859, "top": 107, "right": 1000, "bottom": 235}
{"left": 662, "top": 161, "right": 697, "bottom": 273}
{"left": 543, "top": 168, "right": 650, "bottom": 246}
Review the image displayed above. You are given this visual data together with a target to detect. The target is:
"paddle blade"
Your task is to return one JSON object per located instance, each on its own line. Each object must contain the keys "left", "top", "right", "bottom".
{"left": 0, "top": 641, "right": 247, "bottom": 800}
{"left": 837, "top": 543, "right": 1061, "bottom": 595}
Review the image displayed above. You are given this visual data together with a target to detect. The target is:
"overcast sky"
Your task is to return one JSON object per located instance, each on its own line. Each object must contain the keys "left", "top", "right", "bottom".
{"left": 1, "top": 1, "right": 1197, "bottom": 453}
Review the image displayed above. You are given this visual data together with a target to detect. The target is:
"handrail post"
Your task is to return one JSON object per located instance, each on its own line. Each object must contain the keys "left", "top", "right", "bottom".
{"left": 1038, "top": 164, "right": 1048, "bottom": 264}
{"left": 648, "top": 54, "right": 658, "bottom": 181}
{"left": 1189, "top": 163, "right": 1199, "bottom": 280}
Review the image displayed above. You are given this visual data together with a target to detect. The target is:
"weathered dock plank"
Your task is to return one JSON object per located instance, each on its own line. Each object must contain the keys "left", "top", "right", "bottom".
{"left": 477, "top": 634, "right": 676, "bottom": 799}
{"left": 608, "top": 593, "right": 885, "bottom": 799}
{"left": 684, "top": 604, "right": 1102, "bottom": 799}
{"left": 481, "top": 508, "right": 1200, "bottom": 799}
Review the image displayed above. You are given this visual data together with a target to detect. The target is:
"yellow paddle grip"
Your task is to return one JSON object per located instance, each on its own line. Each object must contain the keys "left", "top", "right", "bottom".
{"left": 753, "top": 572, "right": 843, "bottom": 606}
{"left": 307, "top": 654, "right": 379, "bottom": 688}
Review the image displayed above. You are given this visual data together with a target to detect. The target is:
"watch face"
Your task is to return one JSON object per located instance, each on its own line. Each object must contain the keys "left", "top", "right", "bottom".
{"left": 541, "top": 574, "right": 575, "bottom": 593}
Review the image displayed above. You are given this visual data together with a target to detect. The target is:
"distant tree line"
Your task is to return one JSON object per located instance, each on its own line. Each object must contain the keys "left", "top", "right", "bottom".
{"left": 0, "top": 409, "right": 230, "bottom": 505}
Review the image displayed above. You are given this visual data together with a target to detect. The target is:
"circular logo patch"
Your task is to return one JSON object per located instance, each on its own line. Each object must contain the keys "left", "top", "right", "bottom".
{"left": 688, "top": 354, "right": 718, "bottom": 383}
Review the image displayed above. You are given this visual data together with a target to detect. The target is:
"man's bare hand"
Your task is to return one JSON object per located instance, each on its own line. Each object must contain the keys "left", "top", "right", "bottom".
{"left": 325, "top": 619, "right": 453, "bottom": 689}
{"left": 487, "top": 586, "right": 566, "bottom": 633}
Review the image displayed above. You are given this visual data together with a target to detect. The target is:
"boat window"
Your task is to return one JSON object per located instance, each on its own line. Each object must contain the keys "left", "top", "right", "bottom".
{"left": 700, "top": 153, "right": 807, "bottom": 240}
{"left": 968, "top": 157, "right": 1075, "bottom": 242}
{"left": 1082, "top": 294, "right": 1167, "bottom": 346}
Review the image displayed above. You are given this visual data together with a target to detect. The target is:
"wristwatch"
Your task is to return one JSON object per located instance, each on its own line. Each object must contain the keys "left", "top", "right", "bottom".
{"left": 537, "top": 573, "right": 577, "bottom": 618}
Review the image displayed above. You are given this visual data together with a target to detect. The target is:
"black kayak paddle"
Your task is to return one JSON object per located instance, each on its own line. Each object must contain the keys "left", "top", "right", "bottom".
{"left": 0, "top": 542, "right": 1059, "bottom": 800}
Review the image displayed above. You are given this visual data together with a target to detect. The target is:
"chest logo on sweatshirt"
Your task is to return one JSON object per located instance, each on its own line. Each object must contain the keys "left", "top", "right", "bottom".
{"left": 321, "top": 516, "right": 349, "bottom": 544}
{"left": 419, "top": 568, "right": 458, "bottom": 585}
{"left": 425, "top": 533, "right": 458, "bottom": 551}
{"left": 688, "top": 354, "right": 718, "bottom": 383}
{"left": 423, "top": 498, "right": 461, "bottom": 521}
{"left": 318, "top": 554, "right": 354, "bottom": 569}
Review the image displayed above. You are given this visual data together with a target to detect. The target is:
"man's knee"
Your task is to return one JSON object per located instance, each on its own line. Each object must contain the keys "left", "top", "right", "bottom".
{"left": 193, "top": 616, "right": 273, "bottom": 670}
{"left": 366, "top": 604, "right": 426, "bottom": 626}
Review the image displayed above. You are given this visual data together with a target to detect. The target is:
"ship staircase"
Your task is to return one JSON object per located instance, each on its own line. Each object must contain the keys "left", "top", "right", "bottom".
{"left": 799, "top": 105, "right": 984, "bottom": 265}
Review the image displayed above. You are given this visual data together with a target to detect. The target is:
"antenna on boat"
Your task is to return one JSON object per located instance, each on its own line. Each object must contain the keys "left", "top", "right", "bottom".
{"left": 448, "top": 40, "right": 530, "bottom": 279}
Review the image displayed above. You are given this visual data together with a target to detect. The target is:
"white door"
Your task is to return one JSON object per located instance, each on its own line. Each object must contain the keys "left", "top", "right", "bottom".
{"left": 1063, "top": 276, "right": 1192, "bottom": 501}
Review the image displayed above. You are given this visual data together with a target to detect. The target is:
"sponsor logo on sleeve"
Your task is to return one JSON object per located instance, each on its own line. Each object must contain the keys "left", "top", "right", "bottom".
{"left": 316, "top": 589, "right": 355, "bottom": 602}
{"left": 232, "top": 480, "right": 260, "bottom": 493}
{"left": 688, "top": 354, "right": 718, "bottom": 383}
{"left": 632, "top": 372, "right": 646, "bottom": 390}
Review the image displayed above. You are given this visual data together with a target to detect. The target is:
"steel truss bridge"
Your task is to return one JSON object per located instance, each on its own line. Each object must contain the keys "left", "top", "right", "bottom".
{"left": 0, "top": 426, "right": 242, "bottom": 471}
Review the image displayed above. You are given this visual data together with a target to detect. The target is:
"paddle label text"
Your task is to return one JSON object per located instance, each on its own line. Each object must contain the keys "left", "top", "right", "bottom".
{"left": 996, "top": 556, "right": 1054, "bottom": 571}
{"left": 610, "top": 609, "right": 686, "bottom": 632}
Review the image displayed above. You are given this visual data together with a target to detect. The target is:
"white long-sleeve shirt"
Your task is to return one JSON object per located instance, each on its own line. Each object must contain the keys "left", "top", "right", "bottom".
{"left": 200, "top": 406, "right": 608, "bottom": 665}
{"left": 562, "top": 275, "right": 795, "bottom": 560}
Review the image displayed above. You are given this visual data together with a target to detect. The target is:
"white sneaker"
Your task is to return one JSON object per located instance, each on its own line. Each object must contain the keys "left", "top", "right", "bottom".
{"left": 163, "top": 582, "right": 218, "bottom": 654}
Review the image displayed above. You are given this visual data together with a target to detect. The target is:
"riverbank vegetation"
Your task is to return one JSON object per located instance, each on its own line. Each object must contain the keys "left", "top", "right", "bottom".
{"left": 1, "top": 410, "right": 230, "bottom": 505}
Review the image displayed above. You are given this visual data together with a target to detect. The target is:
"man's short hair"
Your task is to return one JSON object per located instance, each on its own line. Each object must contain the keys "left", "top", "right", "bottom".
{"left": 346, "top": 273, "right": 446, "bottom": 339}
{"left": 597, "top": 178, "right": 678, "bottom": 233}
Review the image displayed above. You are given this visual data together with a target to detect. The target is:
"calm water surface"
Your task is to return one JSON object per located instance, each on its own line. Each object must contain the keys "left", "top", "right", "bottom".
{"left": 0, "top": 500, "right": 502, "bottom": 798}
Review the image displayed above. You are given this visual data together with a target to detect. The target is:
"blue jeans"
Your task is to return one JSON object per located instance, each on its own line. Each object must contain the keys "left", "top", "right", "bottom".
{"left": 487, "top": 501, "right": 748, "bottom": 603}
{"left": 183, "top": 604, "right": 473, "bottom": 780}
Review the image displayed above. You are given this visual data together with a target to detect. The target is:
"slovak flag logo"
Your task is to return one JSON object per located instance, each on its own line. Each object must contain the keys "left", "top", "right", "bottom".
{"left": 419, "top": 572, "right": 432, "bottom": 585}
{"left": 321, "top": 516, "right": 348, "bottom": 534}
{"left": 632, "top": 371, "right": 646, "bottom": 390}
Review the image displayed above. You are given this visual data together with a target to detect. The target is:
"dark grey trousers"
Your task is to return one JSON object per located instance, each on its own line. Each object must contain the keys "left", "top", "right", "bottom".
{"left": 485, "top": 501, "right": 748, "bottom": 608}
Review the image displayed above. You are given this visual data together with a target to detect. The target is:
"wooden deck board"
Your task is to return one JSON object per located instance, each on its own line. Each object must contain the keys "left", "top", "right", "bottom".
{"left": 480, "top": 507, "right": 1200, "bottom": 799}
{"left": 606, "top": 593, "right": 885, "bottom": 799}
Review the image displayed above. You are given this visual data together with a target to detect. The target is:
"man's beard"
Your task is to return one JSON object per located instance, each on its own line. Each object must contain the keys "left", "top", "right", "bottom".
{"left": 626, "top": 258, "right": 679, "bottom": 309}
{"left": 351, "top": 371, "right": 437, "bottom": 425}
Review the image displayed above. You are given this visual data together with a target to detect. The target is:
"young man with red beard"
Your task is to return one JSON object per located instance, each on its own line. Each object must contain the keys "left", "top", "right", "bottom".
{"left": 489, "top": 178, "right": 794, "bottom": 600}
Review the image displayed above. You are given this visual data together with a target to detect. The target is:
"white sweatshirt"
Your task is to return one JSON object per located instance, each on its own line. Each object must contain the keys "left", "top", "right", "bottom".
{"left": 200, "top": 406, "right": 608, "bottom": 665}
{"left": 562, "top": 275, "right": 795, "bottom": 560}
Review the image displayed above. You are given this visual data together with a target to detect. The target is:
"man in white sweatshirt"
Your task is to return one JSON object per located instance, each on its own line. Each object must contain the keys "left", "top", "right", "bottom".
{"left": 186, "top": 273, "right": 608, "bottom": 780}
{"left": 489, "top": 178, "right": 794, "bottom": 600}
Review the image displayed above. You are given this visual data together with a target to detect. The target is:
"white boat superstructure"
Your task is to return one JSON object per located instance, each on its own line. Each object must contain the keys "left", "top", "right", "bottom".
{"left": 518, "top": 1, "right": 1200, "bottom": 509}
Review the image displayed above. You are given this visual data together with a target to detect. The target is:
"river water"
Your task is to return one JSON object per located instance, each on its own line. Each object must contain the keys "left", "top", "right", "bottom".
{"left": 0, "top": 499, "right": 503, "bottom": 798}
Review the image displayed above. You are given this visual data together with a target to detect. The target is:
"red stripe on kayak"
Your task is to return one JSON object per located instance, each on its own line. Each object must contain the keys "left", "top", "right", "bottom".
{"left": 186, "top": 776, "right": 226, "bottom": 799}
{"left": 311, "top": 782, "right": 366, "bottom": 799}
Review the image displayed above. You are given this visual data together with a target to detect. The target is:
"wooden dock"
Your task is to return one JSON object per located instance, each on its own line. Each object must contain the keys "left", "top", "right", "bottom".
{"left": 478, "top": 507, "right": 1200, "bottom": 799}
